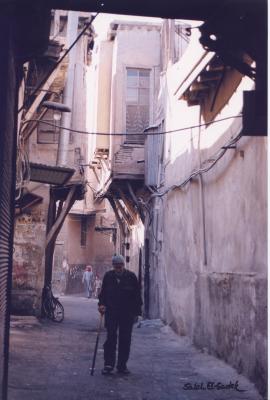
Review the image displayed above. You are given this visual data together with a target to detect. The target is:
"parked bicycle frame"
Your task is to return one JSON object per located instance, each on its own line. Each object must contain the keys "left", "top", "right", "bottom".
{"left": 42, "top": 284, "right": 64, "bottom": 323}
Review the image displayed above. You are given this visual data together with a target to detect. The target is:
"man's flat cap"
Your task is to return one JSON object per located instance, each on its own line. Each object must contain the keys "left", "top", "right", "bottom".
{"left": 112, "top": 254, "right": 125, "bottom": 265}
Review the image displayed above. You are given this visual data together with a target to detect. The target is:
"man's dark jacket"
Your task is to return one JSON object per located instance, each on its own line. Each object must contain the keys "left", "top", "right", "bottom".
{"left": 98, "top": 269, "right": 142, "bottom": 316}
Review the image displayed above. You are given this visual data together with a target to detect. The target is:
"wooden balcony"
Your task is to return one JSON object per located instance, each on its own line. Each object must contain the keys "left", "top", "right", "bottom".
{"left": 112, "top": 144, "right": 145, "bottom": 180}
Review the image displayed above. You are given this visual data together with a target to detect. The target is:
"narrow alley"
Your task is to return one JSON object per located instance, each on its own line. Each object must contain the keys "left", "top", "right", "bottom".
{"left": 8, "top": 295, "right": 263, "bottom": 400}
{"left": 0, "top": 3, "right": 267, "bottom": 400}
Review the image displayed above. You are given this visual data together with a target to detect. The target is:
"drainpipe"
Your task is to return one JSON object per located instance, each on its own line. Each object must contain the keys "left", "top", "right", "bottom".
{"left": 56, "top": 11, "right": 79, "bottom": 166}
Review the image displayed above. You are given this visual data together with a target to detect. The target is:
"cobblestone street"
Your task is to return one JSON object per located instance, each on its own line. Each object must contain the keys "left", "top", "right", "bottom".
{"left": 8, "top": 295, "right": 264, "bottom": 400}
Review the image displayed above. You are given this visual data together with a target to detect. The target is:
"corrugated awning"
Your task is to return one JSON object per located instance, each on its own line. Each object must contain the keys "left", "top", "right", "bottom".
{"left": 29, "top": 162, "right": 75, "bottom": 185}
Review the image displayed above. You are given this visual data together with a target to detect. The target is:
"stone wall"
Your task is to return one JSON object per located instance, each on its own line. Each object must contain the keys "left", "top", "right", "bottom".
{"left": 12, "top": 195, "right": 48, "bottom": 316}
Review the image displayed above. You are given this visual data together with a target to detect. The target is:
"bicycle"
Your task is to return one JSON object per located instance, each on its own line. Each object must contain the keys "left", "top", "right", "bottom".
{"left": 42, "top": 284, "right": 64, "bottom": 323}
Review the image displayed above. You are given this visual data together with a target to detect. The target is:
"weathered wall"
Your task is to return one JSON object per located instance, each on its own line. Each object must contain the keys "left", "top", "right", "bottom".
{"left": 157, "top": 134, "right": 267, "bottom": 394}
{"left": 147, "top": 30, "right": 267, "bottom": 395}
{"left": 12, "top": 187, "right": 49, "bottom": 315}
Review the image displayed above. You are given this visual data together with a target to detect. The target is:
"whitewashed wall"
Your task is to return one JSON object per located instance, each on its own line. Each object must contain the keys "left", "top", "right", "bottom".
{"left": 148, "top": 26, "right": 267, "bottom": 394}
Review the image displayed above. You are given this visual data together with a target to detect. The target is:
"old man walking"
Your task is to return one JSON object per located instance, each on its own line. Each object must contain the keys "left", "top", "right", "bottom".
{"left": 98, "top": 254, "right": 142, "bottom": 375}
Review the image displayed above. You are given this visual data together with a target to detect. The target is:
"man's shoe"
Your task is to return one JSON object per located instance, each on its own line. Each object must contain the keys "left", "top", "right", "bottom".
{"left": 101, "top": 365, "right": 113, "bottom": 375}
{"left": 117, "top": 367, "right": 130, "bottom": 375}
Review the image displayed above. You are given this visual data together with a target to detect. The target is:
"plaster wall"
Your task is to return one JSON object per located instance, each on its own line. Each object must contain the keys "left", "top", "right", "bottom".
{"left": 86, "top": 39, "right": 113, "bottom": 163}
{"left": 148, "top": 35, "right": 267, "bottom": 394}
{"left": 95, "top": 40, "right": 113, "bottom": 149}
{"left": 70, "top": 35, "right": 89, "bottom": 174}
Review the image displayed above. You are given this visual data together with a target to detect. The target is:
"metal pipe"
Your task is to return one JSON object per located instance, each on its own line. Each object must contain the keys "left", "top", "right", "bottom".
{"left": 56, "top": 11, "right": 79, "bottom": 166}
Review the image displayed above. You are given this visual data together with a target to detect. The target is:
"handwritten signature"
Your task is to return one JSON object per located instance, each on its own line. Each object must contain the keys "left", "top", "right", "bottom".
{"left": 183, "top": 381, "right": 246, "bottom": 392}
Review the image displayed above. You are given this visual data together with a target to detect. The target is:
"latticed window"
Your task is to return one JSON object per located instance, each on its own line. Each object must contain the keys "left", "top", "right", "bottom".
{"left": 126, "top": 68, "right": 150, "bottom": 144}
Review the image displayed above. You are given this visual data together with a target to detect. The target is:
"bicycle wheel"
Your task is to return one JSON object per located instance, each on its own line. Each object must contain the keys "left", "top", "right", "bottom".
{"left": 42, "top": 298, "right": 54, "bottom": 320}
{"left": 52, "top": 299, "right": 64, "bottom": 322}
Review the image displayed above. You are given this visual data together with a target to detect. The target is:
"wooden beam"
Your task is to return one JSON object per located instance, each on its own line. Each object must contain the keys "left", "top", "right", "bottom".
{"left": 198, "top": 70, "right": 223, "bottom": 83}
{"left": 107, "top": 197, "right": 126, "bottom": 237}
{"left": 89, "top": 166, "right": 100, "bottom": 183}
{"left": 46, "top": 184, "right": 77, "bottom": 247}
{"left": 117, "top": 187, "right": 138, "bottom": 222}
{"left": 127, "top": 182, "right": 145, "bottom": 223}
{"left": 114, "top": 199, "right": 133, "bottom": 228}
{"left": 44, "top": 190, "right": 57, "bottom": 286}
{"left": 190, "top": 81, "right": 209, "bottom": 91}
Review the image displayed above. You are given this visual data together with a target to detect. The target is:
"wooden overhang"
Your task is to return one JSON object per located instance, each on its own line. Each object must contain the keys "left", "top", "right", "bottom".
{"left": 182, "top": 56, "right": 227, "bottom": 107}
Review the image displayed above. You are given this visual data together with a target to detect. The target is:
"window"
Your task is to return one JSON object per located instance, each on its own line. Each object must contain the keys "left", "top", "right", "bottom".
{"left": 80, "top": 216, "right": 87, "bottom": 247}
{"left": 37, "top": 109, "right": 60, "bottom": 144}
{"left": 126, "top": 68, "right": 150, "bottom": 144}
{"left": 59, "top": 16, "right": 67, "bottom": 37}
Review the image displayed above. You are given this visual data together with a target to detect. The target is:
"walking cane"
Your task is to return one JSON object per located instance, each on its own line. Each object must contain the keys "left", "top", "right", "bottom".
{"left": 90, "top": 313, "right": 103, "bottom": 376}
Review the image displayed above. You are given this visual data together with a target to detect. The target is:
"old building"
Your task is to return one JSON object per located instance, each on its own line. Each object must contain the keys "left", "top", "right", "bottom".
{"left": 12, "top": 10, "right": 115, "bottom": 315}
{"left": 89, "top": 17, "right": 267, "bottom": 396}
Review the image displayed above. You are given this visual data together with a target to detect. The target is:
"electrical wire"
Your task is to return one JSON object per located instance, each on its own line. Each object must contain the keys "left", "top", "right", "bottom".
{"left": 145, "top": 131, "right": 242, "bottom": 205}
{"left": 18, "top": 12, "right": 99, "bottom": 114}
{"left": 21, "top": 114, "right": 242, "bottom": 137}
{"left": 15, "top": 136, "right": 31, "bottom": 200}
{"left": 142, "top": 130, "right": 242, "bottom": 243}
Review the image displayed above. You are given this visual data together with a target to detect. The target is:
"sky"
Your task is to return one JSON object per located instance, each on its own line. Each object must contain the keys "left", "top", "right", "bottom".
{"left": 92, "top": 13, "right": 163, "bottom": 41}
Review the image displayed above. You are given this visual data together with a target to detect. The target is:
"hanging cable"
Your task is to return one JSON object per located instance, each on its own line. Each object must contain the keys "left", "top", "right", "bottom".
{"left": 21, "top": 114, "right": 242, "bottom": 137}
{"left": 15, "top": 135, "right": 31, "bottom": 200}
{"left": 144, "top": 131, "right": 242, "bottom": 205}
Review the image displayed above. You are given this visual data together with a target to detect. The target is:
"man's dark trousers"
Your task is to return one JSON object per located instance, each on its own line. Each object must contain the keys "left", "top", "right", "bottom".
{"left": 104, "top": 310, "right": 134, "bottom": 369}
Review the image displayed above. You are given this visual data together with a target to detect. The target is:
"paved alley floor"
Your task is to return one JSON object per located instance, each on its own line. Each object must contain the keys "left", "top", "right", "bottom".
{"left": 8, "top": 295, "right": 264, "bottom": 400}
